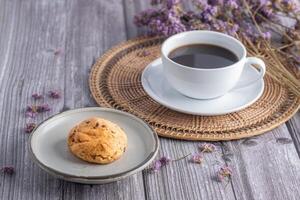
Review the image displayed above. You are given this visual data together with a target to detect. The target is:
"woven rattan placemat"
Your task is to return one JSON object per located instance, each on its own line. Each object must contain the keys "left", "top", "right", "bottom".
{"left": 89, "top": 37, "right": 300, "bottom": 141}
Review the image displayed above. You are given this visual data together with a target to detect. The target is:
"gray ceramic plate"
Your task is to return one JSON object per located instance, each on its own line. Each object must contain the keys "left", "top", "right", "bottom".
{"left": 29, "top": 107, "right": 159, "bottom": 184}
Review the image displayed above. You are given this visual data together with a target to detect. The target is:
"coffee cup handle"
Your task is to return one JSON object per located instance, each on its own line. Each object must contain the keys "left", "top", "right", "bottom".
{"left": 233, "top": 57, "right": 266, "bottom": 90}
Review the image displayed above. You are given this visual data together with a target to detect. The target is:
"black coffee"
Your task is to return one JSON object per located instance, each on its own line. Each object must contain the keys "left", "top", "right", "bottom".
{"left": 168, "top": 44, "right": 238, "bottom": 69}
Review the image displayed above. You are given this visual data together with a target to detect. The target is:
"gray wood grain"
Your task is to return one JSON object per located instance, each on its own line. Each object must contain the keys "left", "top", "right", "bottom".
{"left": 143, "top": 139, "right": 237, "bottom": 200}
{"left": 224, "top": 125, "right": 300, "bottom": 200}
{"left": 0, "top": 0, "right": 145, "bottom": 199}
{"left": 0, "top": 0, "right": 299, "bottom": 200}
{"left": 123, "top": 0, "right": 150, "bottom": 38}
{"left": 124, "top": 1, "right": 300, "bottom": 200}
{"left": 287, "top": 112, "right": 300, "bottom": 157}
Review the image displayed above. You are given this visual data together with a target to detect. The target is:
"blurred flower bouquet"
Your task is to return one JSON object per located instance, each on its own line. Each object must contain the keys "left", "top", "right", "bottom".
{"left": 134, "top": 0, "right": 300, "bottom": 80}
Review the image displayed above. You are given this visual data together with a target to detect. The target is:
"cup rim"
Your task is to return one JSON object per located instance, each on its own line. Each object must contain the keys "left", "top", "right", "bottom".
{"left": 161, "top": 30, "right": 247, "bottom": 71}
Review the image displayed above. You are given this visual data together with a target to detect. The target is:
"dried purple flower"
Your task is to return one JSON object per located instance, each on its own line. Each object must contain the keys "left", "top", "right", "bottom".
{"left": 225, "top": 0, "right": 238, "bottom": 10}
{"left": 151, "top": 0, "right": 162, "bottom": 5}
{"left": 134, "top": 6, "right": 186, "bottom": 36}
{"left": 54, "top": 49, "right": 62, "bottom": 56}
{"left": 208, "top": 0, "right": 224, "bottom": 6}
{"left": 148, "top": 153, "right": 192, "bottom": 173}
{"left": 201, "top": 5, "right": 218, "bottom": 22}
{"left": 26, "top": 105, "right": 38, "bottom": 113}
{"left": 32, "top": 93, "right": 43, "bottom": 100}
{"left": 48, "top": 90, "right": 61, "bottom": 99}
{"left": 190, "top": 153, "right": 204, "bottom": 164}
{"left": 36, "top": 104, "right": 51, "bottom": 112}
{"left": 25, "top": 123, "right": 36, "bottom": 133}
{"left": 149, "top": 156, "right": 171, "bottom": 172}
{"left": 25, "top": 104, "right": 50, "bottom": 117}
{"left": 199, "top": 143, "right": 216, "bottom": 153}
{"left": 134, "top": 0, "right": 300, "bottom": 77}
{"left": 1, "top": 166, "right": 15, "bottom": 175}
{"left": 25, "top": 105, "right": 38, "bottom": 118}
{"left": 261, "top": 6, "right": 274, "bottom": 18}
{"left": 151, "top": 160, "right": 163, "bottom": 172}
{"left": 159, "top": 156, "right": 171, "bottom": 166}
{"left": 258, "top": 0, "right": 268, "bottom": 6}
{"left": 262, "top": 31, "right": 271, "bottom": 40}
{"left": 25, "top": 110, "right": 37, "bottom": 118}
{"left": 227, "top": 24, "right": 239, "bottom": 36}
{"left": 193, "top": 0, "right": 209, "bottom": 10}
{"left": 282, "top": 0, "right": 297, "bottom": 11}
{"left": 166, "top": 0, "right": 179, "bottom": 9}
{"left": 217, "top": 166, "right": 232, "bottom": 182}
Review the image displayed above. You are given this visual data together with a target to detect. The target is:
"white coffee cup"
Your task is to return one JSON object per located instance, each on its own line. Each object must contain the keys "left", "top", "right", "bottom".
{"left": 161, "top": 30, "right": 266, "bottom": 99}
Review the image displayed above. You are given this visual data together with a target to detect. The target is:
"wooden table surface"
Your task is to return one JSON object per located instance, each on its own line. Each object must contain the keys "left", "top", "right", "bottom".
{"left": 0, "top": 0, "right": 299, "bottom": 199}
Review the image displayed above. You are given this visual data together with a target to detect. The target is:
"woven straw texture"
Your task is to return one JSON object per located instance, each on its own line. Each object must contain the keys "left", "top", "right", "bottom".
{"left": 89, "top": 37, "right": 300, "bottom": 141}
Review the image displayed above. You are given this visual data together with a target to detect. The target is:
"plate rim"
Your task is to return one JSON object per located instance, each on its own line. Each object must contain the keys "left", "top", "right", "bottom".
{"left": 141, "top": 58, "right": 264, "bottom": 116}
{"left": 28, "top": 107, "right": 159, "bottom": 182}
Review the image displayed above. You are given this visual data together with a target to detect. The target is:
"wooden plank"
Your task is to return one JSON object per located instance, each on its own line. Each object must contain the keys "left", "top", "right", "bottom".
{"left": 143, "top": 139, "right": 237, "bottom": 200}
{"left": 124, "top": 1, "right": 300, "bottom": 200}
{"left": 123, "top": 2, "right": 237, "bottom": 199}
{"left": 0, "top": 0, "right": 145, "bottom": 199}
{"left": 124, "top": 1, "right": 237, "bottom": 199}
{"left": 287, "top": 112, "right": 300, "bottom": 156}
{"left": 224, "top": 125, "right": 300, "bottom": 200}
{"left": 61, "top": 0, "right": 145, "bottom": 199}
{"left": 0, "top": 1, "right": 63, "bottom": 199}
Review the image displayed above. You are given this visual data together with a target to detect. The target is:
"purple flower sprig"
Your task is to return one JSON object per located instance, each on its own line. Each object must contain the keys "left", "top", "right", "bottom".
{"left": 217, "top": 165, "right": 232, "bottom": 182}
{"left": 1, "top": 166, "right": 15, "bottom": 175}
{"left": 189, "top": 143, "right": 216, "bottom": 165}
{"left": 32, "top": 93, "right": 43, "bottom": 100}
{"left": 36, "top": 104, "right": 51, "bottom": 112}
{"left": 149, "top": 156, "right": 171, "bottom": 172}
{"left": 24, "top": 90, "right": 62, "bottom": 135}
{"left": 25, "top": 104, "right": 51, "bottom": 118}
{"left": 199, "top": 143, "right": 216, "bottom": 153}
{"left": 149, "top": 153, "right": 191, "bottom": 172}
{"left": 48, "top": 90, "right": 61, "bottom": 99}
{"left": 190, "top": 153, "right": 204, "bottom": 164}
{"left": 25, "top": 123, "right": 36, "bottom": 133}
{"left": 133, "top": 0, "right": 300, "bottom": 67}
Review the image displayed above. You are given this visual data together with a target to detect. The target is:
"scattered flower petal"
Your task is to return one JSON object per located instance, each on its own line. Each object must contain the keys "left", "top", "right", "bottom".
{"left": 225, "top": 0, "right": 238, "bottom": 10}
{"left": 48, "top": 90, "right": 61, "bottom": 99}
{"left": 26, "top": 105, "right": 38, "bottom": 113}
{"left": 217, "top": 166, "right": 232, "bottom": 182}
{"left": 36, "top": 104, "right": 51, "bottom": 112}
{"left": 190, "top": 153, "right": 204, "bottom": 164}
{"left": 262, "top": 31, "right": 271, "bottom": 40}
{"left": 25, "top": 110, "right": 37, "bottom": 118}
{"left": 149, "top": 156, "right": 171, "bottom": 172}
{"left": 1, "top": 166, "right": 15, "bottom": 175}
{"left": 159, "top": 156, "right": 172, "bottom": 166}
{"left": 32, "top": 93, "right": 43, "bottom": 100}
{"left": 25, "top": 123, "right": 36, "bottom": 133}
{"left": 25, "top": 105, "right": 38, "bottom": 118}
{"left": 54, "top": 49, "right": 62, "bottom": 56}
{"left": 199, "top": 143, "right": 216, "bottom": 153}
{"left": 25, "top": 104, "right": 50, "bottom": 117}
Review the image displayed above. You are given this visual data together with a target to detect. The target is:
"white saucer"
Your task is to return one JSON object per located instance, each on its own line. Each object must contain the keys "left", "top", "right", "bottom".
{"left": 29, "top": 107, "right": 159, "bottom": 184}
{"left": 141, "top": 58, "right": 264, "bottom": 116}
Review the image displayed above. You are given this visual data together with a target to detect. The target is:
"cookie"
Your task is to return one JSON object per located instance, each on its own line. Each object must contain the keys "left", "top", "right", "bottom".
{"left": 67, "top": 117, "right": 127, "bottom": 164}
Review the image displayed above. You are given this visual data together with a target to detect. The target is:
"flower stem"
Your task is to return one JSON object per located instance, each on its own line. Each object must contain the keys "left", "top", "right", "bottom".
{"left": 172, "top": 153, "right": 191, "bottom": 162}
